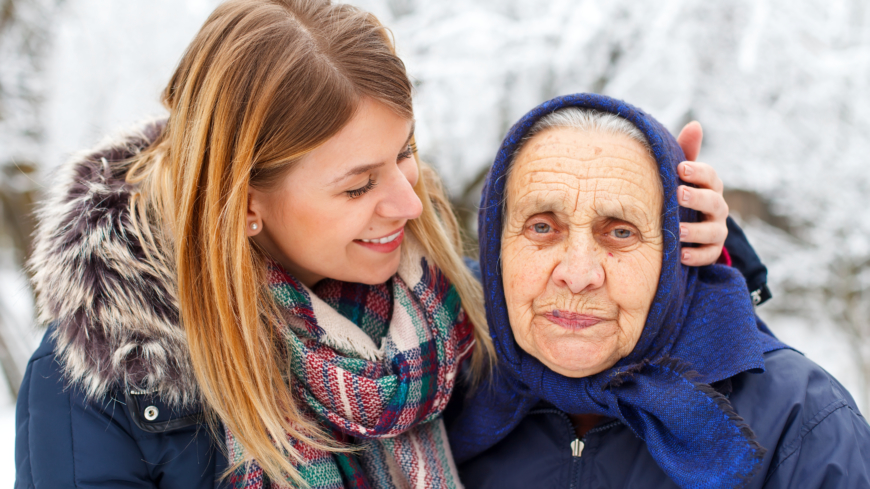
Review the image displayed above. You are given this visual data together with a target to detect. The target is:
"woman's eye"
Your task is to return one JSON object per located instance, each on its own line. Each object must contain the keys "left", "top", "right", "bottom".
{"left": 533, "top": 223, "right": 551, "bottom": 234}
{"left": 611, "top": 228, "right": 633, "bottom": 239}
{"left": 346, "top": 177, "right": 377, "bottom": 199}
{"left": 398, "top": 141, "right": 417, "bottom": 161}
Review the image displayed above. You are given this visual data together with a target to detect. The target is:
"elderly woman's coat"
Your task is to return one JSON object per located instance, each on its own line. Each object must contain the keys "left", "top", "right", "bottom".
{"left": 450, "top": 94, "right": 870, "bottom": 489}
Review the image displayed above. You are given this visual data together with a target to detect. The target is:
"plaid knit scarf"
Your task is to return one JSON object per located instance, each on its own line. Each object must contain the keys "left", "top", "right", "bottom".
{"left": 226, "top": 236, "right": 472, "bottom": 488}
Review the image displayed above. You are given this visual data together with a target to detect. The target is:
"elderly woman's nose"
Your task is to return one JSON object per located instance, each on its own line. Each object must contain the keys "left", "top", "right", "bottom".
{"left": 376, "top": 165, "right": 423, "bottom": 220}
{"left": 550, "top": 243, "right": 605, "bottom": 294}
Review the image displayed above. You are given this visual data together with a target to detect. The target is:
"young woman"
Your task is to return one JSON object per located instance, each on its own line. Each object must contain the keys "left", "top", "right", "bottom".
{"left": 15, "top": 1, "right": 742, "bottom": 488}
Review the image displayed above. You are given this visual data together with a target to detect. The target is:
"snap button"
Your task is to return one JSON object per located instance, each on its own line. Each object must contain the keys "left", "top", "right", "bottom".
{"left": 143, "top": 405, "right": 159, "bottom": 421}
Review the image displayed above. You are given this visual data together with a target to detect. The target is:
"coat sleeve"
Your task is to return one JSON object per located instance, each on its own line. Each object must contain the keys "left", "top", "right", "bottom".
{"left": 15, "top": 330, "right": 155, "bottom": 489}
{"left": 724, "top": 216, "right": 773, "bottom": 305}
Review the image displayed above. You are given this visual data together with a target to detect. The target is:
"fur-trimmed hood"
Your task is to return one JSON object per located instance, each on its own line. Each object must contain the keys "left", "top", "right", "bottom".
{"left": 29, "top": 119, "right": 199, "bottom": 408}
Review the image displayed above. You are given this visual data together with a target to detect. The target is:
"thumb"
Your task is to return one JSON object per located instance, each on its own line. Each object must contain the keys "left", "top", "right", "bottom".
{"left": 677, "top": 121, "right": 703, "bottom": 161}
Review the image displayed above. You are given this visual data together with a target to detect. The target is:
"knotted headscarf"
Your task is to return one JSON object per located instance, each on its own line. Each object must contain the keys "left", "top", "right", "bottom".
{"left": 448, "top": 94, "right": 786, "bottom": 489}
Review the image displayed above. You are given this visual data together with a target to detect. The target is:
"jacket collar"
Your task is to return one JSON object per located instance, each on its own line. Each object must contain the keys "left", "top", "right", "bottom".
{"left": 30, "top": 119, "right": 199, "bottom": 408}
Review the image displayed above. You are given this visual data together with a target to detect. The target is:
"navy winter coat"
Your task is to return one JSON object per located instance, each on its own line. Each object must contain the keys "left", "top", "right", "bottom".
{"left": 16, "top": 326, "right": 229, "bottom": 489}
{"left": 457, "top": 348, "right": 870, "bottom": 488}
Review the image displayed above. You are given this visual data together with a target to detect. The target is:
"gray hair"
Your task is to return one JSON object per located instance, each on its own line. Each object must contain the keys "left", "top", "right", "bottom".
{"left": 502, "top": 107, "right": 659, "bottom": 228}
{"left": 522, "top": 107, "right": 651, "bottom": 152}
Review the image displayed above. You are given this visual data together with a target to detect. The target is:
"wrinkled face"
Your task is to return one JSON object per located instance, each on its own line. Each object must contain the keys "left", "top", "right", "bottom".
{"left": 501, "top": 128, "right": 664, "bottom": 378}
{"left": 249, "top": 98, "right": 422, "bottom": 287}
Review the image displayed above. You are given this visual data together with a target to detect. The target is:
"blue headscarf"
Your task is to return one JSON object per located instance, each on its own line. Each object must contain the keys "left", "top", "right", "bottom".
{"left": 449, "top": 94, "right": 787, "bottom": 488}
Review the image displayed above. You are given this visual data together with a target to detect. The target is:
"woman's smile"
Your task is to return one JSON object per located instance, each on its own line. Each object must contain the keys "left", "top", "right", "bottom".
{"left": 354, "top": 226, "right": 405, "bottom": 253}
{"left": 248, "top": 98, "right": 422, "bottom": 287}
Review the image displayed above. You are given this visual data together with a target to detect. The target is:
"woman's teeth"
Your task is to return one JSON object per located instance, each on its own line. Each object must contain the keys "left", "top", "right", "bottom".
{"left": 359, "top": 230, "right": 402, "bottom": 244}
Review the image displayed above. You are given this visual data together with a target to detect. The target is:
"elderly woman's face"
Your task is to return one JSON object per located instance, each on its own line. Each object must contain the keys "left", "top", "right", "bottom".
{"left": 502, "top": 128, "right": 664, "bottom": 378}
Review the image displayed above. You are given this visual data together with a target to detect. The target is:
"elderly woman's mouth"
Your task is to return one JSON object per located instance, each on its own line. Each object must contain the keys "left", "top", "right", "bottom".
{"left": 544, "top": 310, "right": 607, "bottom": 330}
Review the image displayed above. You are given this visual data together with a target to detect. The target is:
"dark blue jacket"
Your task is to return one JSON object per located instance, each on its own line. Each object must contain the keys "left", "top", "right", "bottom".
{"left": 458, "top": 348, "right": 870, "bottom": 488}
{"left": 15, "top": 327, "right": 230, "bottom": 489}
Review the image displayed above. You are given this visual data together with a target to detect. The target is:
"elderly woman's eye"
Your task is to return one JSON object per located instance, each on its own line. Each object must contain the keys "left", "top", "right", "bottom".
{"left": 612, "top": 228, "right": 633, "bottom": 239}
{"left": 533, "top": 223, "right": 552, "bottom": 233}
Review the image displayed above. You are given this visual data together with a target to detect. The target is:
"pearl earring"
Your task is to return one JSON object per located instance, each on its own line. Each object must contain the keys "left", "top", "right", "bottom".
{"left": 250, "top": 222, "right": 259, "bottom": 231}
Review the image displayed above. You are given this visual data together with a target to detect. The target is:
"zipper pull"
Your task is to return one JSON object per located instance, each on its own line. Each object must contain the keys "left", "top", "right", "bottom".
{"left": 571, "top": 438, "right": 585, "bottom": 457}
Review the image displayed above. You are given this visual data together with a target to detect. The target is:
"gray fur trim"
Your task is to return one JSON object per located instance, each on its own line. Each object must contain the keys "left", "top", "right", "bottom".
{"left": 29, "top": 118, "right": 199, "bottom": 408}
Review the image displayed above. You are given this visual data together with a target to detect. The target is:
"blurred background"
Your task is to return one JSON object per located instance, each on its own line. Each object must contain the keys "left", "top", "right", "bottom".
{"left": 2, "top": 0, "right": 870, "bottom": 482}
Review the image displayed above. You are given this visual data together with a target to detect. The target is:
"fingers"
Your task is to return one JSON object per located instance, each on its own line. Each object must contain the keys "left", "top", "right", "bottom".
{"left": 677, "top": 121, "right": 703, "bottom": 161}
{"left": 679, "top": 185, "right": 729, "bottom": 220}
{"left": 680, "top": 221, "right": 727, "bottom": 247}
{"left": 678, "top": 162, "right": 724, "bottom": 194}
{"left": 673, "top": 135, "right": 730, "bottom": 268}
{"left": 681, "top": 244, "right": 724, "bottom": 267}
{"left": 679, "top": 186, "right": 729, "bottom": 266}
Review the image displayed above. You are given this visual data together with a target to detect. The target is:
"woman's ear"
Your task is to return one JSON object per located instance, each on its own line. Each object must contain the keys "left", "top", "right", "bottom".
{"left": 247, "top": 189, "right": 263, "bottom": 237}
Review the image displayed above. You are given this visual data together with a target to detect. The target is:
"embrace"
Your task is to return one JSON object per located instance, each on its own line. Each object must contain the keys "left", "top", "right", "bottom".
{"left": 15, "top": 1, "right": 870, "bottom": 488}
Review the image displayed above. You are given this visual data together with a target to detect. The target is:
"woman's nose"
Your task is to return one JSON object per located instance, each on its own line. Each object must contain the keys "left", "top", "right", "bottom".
{"left": 376, "top": 162, "right": 423, "bottom": 221}
{"left": 551, "top": 238, "right": 605, "bottom": 294}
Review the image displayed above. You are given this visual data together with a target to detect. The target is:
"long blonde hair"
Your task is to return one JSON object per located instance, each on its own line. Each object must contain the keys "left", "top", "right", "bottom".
{"left": 125, "top": 0, "right": 492, "bottom": 483}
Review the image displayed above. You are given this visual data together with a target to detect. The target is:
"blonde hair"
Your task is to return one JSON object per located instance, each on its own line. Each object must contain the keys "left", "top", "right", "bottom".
{"left": 124, "top": 0, "right": 492, "bottom": 484}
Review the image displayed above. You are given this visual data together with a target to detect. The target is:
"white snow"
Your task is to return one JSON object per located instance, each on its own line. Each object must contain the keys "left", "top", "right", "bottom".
{"left": 3, "top": 0, "right": 870, "bottom": 484}
{"left": 0, "top": 262, "right": 36, "bottom": 488}
{"left": 41, "top": 0, "right": 222, "bottom": 173}
{"left": 0, "top": 404, "right": 15, "bottom": 489}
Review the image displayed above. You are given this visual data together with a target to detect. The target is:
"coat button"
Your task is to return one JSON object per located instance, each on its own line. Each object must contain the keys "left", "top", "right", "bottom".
{"left": 144, "top": 405, "right": 159, "bottom": 421}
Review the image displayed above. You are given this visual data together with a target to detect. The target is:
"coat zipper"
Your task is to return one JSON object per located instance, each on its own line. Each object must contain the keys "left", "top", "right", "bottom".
{"left": 529, "top": 408, "right": 620, "bottom": 489}
{"left": 570, "top": 420, "right": 621, "bottom": 457}
{"left": 530, "top": 408, "right": 620, "bottom": 457}
{"left": 570, "top": 438, "right": 585, "bottom": 457}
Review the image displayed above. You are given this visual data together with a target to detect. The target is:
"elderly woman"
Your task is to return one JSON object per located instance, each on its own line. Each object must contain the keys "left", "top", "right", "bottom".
{"left": 448, "top": 94, "right": 870, "bottom": 488}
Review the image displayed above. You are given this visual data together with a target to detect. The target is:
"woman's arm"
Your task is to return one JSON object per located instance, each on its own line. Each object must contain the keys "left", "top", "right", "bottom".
{"left": 724, "top": 217, "right": 772, "bottom": 305}
{"left": 673, "top": 122, "right": 771, "bottom": 304}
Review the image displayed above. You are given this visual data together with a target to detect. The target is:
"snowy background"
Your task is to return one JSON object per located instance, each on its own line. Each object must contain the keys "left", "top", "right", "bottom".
{"left": 3, "top": 0, "right": 870, "bottom": 484}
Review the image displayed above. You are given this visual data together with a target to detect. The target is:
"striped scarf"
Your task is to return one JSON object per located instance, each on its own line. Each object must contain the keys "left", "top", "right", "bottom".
{"left": 226, "top": 236, "right": 472, "bottom": 488}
